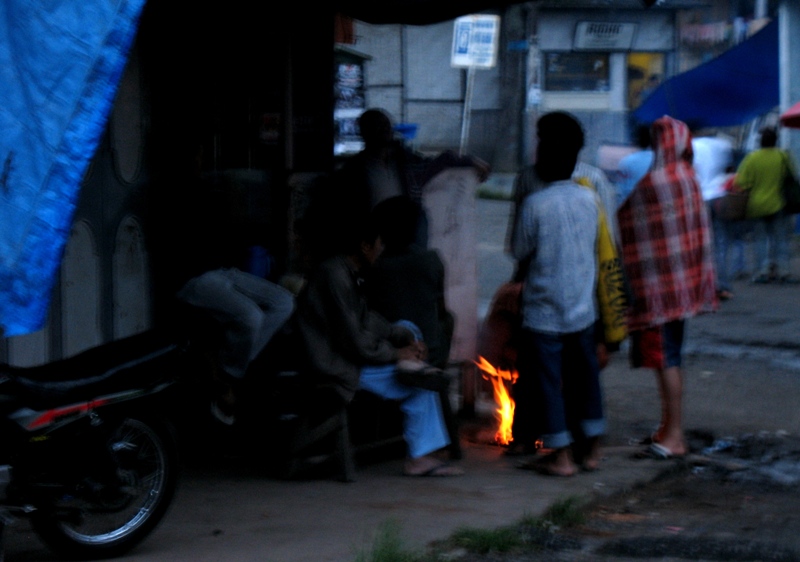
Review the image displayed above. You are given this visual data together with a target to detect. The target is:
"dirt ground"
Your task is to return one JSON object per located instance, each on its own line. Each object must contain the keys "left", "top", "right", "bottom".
{"left": 442, "top": 435, "right": 800, "bottom": 561}
{"left": 444, "top": 350, "right": 800, "bottom": 562}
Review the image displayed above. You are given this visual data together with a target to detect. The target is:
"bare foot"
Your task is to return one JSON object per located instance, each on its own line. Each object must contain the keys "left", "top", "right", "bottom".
{"left": 519, "top": 448, "right": 577, "bottom": 477}
{"left": 581, "top": 437, "right": 602, "bottom": 472}
{"left": 404, "top": 455, "right": 464, "bottom": 477}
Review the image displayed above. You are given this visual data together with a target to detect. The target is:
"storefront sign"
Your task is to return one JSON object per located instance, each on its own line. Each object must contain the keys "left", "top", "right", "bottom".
{"left": 574, "top": 22, "right": 637, "bottom": 51}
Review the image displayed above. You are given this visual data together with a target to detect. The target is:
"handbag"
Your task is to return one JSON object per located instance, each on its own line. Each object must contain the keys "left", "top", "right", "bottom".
{"left": 712, "top": 191, "right": 749, "bottom": 221}
{"left": 710, "top": 174, "right": 748, "bottom": 221}
{"left": 595, "top": 203, "right": 628, "bottom": 346}
{"left": 781, "top": 151, "right": 800, "bottom": 215}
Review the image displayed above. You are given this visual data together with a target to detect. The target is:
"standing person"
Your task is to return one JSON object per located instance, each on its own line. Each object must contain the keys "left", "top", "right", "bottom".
{"left": 510, "top": 112, "right": 606, "bottom": 476}
{"left": 615, "top": 124, "right": 653, "bottom": 208}
{"left": 505, "top": 111, "right": 615, "bottom": 459}
{"left": 692, "top": 134, "right": 735, "bottom": 299}
{"left": 335, "top": 108, "right": 489, "bottom": 249}
{"left": 734, "top": 127, "right": 797, "bottom": 284}
{"left": 294, "top": 210, "right": 462, "bottom": 477}
{"left": 617, "top": 116, "right": 717, "bottom": 459}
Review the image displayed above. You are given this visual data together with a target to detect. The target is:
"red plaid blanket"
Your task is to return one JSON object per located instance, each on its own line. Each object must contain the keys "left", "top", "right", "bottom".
{"left": 617, "top": 116, "right": 717, "bottom": 331}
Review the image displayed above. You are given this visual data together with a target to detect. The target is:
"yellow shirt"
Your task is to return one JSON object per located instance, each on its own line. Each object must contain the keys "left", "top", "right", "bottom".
{"left": 734, "top": 148, "right": 790, "bottom": 218}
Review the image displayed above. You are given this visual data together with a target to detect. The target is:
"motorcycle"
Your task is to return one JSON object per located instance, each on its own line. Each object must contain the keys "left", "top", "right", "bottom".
{"left": 0, "top": 330, "right": 184, "bottom": 560}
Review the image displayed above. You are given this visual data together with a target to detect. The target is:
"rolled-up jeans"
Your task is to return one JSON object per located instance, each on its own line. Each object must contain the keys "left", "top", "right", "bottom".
{"left": 177, "top": 268, "right": 295, "bottom": 378}
{"left": 358, "top": 320, "right": 450, "bottom": 459}
{"left": 516, "top": 324, "right": 605, "bottom": 450}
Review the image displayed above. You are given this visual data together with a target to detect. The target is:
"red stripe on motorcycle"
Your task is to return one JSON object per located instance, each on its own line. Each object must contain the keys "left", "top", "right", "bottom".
{"left": 28, "top": 399, "right": 110, "bottom": 430}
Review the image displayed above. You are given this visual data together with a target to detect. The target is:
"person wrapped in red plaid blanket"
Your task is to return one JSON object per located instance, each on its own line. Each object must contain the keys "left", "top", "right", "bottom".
{"left": 617, "top": 115, "right": 718, "bottom": 459}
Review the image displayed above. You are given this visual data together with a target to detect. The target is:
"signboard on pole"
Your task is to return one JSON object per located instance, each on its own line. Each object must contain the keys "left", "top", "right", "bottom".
{"left": 451, "top": 15, "right": 501, "bottom": 69}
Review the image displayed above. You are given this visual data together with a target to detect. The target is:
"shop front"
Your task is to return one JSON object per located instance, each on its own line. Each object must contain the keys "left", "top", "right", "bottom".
{"left": 526, "top": 8, "right": 676, "bottom": 163}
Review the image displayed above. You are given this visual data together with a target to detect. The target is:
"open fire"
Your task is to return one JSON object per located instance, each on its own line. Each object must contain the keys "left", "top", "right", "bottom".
{"left": 474, "top": 356, "right": 518, "bottom": 445}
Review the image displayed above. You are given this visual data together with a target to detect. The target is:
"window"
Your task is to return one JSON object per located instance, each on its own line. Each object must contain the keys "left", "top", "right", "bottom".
{"left": 544, "top": 52, "right": 609, "bottom": 92}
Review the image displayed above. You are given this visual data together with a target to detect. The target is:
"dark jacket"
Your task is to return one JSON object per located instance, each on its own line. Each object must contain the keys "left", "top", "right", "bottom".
{"left": 365, "top": 247, "right": 453, "bottom": 368}
{"left": 294, "top": 255, "right": 412, "bottom": 403}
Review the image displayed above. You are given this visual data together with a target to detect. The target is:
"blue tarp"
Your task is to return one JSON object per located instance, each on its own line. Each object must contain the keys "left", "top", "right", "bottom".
{"left": 633, "top": 19, "right": 779, "bottom": 128}
{"left": 0, "top": 0, "right": 146, "bottom": 337}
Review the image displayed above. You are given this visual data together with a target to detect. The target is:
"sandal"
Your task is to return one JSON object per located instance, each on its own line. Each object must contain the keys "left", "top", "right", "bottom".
{"left": 633, "top": 442, "right": 683, "bottom": 460}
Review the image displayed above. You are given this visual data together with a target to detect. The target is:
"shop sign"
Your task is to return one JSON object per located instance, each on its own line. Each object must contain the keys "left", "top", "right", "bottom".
{"left": 574, "top": 22, "right": 637, "bottom": 51}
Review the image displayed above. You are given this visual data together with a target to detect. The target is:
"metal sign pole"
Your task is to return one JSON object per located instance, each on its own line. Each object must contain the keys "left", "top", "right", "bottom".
{"left": 459, "top": 66, "right": 476, "bottom": 157}
{"left": 453, "top": 14, "right": 499, "bottom": 156}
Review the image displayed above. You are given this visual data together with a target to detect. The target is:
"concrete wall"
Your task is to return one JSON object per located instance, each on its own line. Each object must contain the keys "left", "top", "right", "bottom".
{"left": 354, "top": 6, "right": 528, "bottom": 172}
{"left": 780, "top": 1, "right": 800, "bottom": 162}
{"left": 352, "top": 6, "right": 684, "bottom": 172}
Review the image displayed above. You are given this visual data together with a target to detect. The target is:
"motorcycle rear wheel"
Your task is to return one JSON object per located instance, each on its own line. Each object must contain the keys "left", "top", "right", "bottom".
{"left": 31, "top": 417, "right": 178, "bottom": 559}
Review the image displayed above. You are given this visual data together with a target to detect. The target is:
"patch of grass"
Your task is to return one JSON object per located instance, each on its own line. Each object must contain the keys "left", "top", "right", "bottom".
{"left": 449, "top": 526, "right": 524, "bottom": 554}
{"left": 442, "top": 497, "right": 588, "bottom": 556}
{"left": 354, "top": 520, "right": 421, "bottom": 562}
{"left": 537, "top": 495, "right": 588, "bottom": 529}
{"left": 354, "top": 497, "right": 589, "bottom": 561}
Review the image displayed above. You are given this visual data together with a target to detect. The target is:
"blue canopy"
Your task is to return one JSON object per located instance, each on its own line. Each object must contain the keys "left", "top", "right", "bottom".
{"left": 0, "top": 0, "right": 146, "bottom": 337}
{"left": 633, "top": 19, "right": 779, "bottom": 128}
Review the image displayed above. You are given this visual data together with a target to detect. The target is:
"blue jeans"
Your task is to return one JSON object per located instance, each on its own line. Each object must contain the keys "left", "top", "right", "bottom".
{"left": 176, "top": 268, "right": 295, "bottom": 378}
{"left": 753, "top": 211, "right": 792, "bottom": 278}
{"left": 515, "top": 325, "right": 605, "bottom": 450}
{"left": 358, "top": 320, "right": 450, "bottom": 459}
{"left": 710, "top": 204, "right": 749, "bottom": 291}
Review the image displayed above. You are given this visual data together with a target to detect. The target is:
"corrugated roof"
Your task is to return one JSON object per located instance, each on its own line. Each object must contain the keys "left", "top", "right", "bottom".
{"left": 337, "top": 0, "right": 709, "bottom": 24}
{"left": 536, "top": 0, "right": 709, "bottom": 8}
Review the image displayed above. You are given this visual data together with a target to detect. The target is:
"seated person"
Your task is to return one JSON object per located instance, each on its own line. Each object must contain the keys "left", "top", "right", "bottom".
{"left": 365, "top": 195, "right": 453, "bottom": 370}
{"left": 164, "top": 144, "right": 295, "bottom": 426}
{"left": 177, "top": 269, "right": 295, "bottom": 425}
{"left": 293, "top": 210, "right": 462, "bottom": 477}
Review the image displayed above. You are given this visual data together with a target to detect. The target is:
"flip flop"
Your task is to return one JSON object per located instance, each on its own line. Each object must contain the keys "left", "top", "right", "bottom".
{"left": 404, "top": 462, "right": 464, "bottom": 477}
{"left": 633, "top": 442, "right": 681, "bottom": 460}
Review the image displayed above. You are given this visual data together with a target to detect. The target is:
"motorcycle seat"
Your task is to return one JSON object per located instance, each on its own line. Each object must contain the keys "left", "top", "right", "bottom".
{"left": 0, "top": 330, "right": 185, "bottom": 409}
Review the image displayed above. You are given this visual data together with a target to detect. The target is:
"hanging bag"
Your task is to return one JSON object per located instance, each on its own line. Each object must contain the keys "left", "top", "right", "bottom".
{"left": 710, "top": 174, "right": 748, "bottom": 221}
{"left": 781, "top": 151, "right": 800, "bottom": 215}
{"left": 574, "top": 177, "right": 628, "bottom": 346}
{"left": 594, "top": 201, "right": 628, "bottom": 346}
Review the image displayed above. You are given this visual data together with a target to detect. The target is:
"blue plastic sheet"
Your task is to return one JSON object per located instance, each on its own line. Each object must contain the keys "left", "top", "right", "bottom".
{"left": 0, "top": 0, "right": 146, "bottom": 337}
{"left": 633, "top": 19, "right": 778, "bottom": 129}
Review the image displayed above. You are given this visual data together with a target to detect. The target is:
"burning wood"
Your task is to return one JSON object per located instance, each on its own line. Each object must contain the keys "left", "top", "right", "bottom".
{"left": 474, "top": 356, "right": 518, "bottom": 446}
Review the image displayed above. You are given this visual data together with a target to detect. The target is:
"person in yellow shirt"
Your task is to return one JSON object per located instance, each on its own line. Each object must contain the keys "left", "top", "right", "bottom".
{"left": 734, "top": 127, "right": 798, "bottom": 283}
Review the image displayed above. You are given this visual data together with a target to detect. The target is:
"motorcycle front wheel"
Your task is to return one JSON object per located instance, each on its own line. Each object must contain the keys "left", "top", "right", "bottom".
{"left": 31, "top": 417, "right": 178, "bottom": 559}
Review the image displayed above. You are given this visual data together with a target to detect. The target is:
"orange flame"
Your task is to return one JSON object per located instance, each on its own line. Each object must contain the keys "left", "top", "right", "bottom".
{"left": 474, "top": 356, "right": 518, "bottom": 445}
